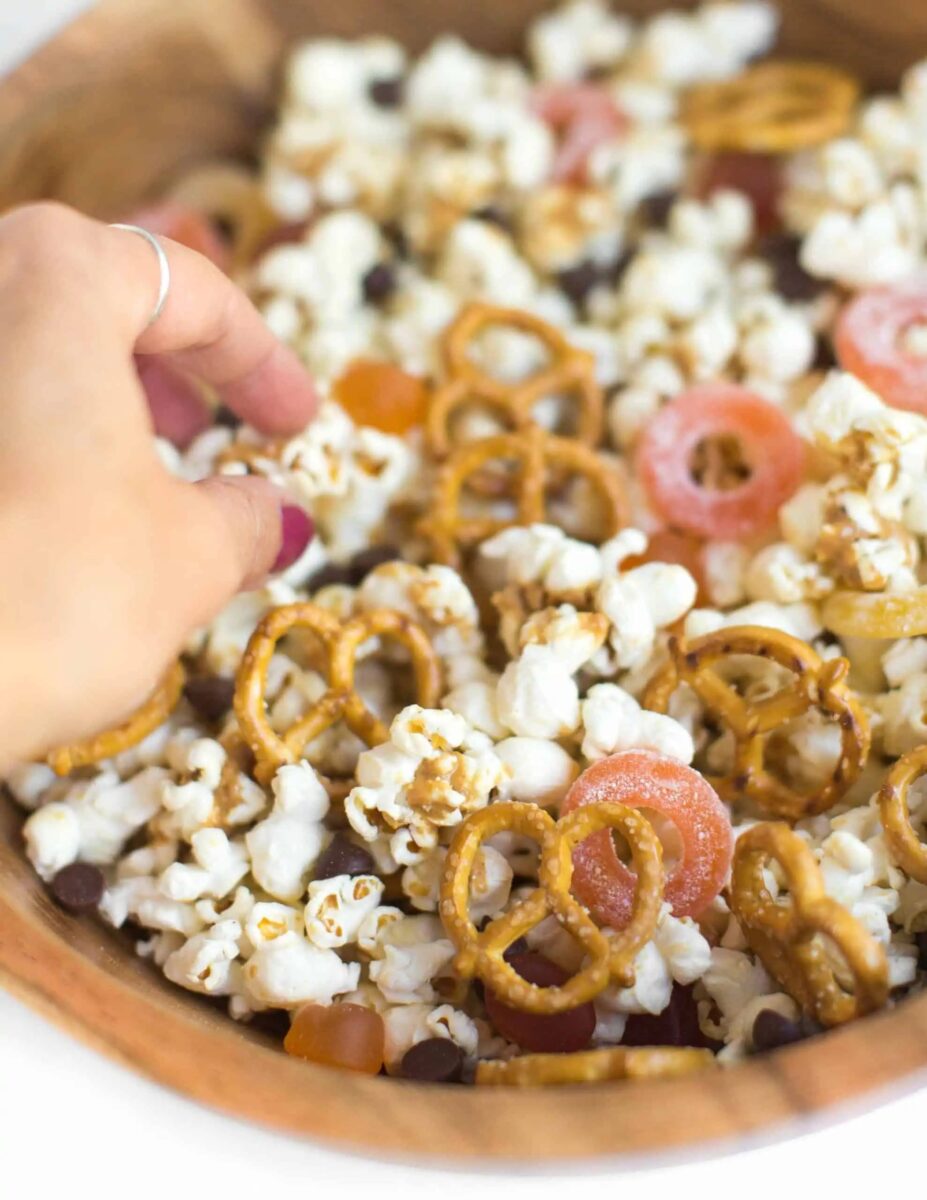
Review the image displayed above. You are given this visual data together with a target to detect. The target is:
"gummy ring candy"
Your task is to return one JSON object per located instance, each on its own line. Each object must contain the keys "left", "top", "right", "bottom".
{"left": 532, "top": 83, "right": 627, "bottom": 185}
{"left": 835, "top": 279, "right": 927, "bottom": 416}
{"left": 693, "top": 151, "right": 783, "bottom": 237}
{"left": 235, "top": 603, "right": 442, "bottom": 784}
{"left": 166, "top": 161, "right": 282, "bottom": 271}
{"left": 439, "top": 800, "right": 664, "bottom": 1013}
{"left": 636, "top": 384, "right": 806, "bottom": 541}
{"left": 484, "top": 951, "right": 597, "bottom": 1053}
{"left": 427, "top": 303, "right": 604, "bottom": 459}
{"left": 682, "top": 61, "right": 860, "bottom": 154}
{"left": 475, "top": 1044, "right": 714, "bottom": 1086}
{"left": 562, "top": 750, "right": 733, "bottom": 925}
{"left": 878, "top": 745, "right": 927, "bottom": 885}
{"left": 47, "top": 660, "right": 186, "bottom": 776}
{"left": 642, "top": 626, "right": 869, "bottom": 821}
{"left": 421, "top": 426, "right": 625, "bottom": 567}
{"left": 334, "top": 358, "right": 430, "bottom": 435}
{"left": 821, "top": 587, "right": 927, "bottom": 640}
{"left": 729, "top": 821, "right": 889, "bottom": 1026}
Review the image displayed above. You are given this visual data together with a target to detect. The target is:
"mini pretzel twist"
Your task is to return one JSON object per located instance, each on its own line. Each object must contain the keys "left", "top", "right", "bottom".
{"left": 682, "top": 61, "right": 860, "bottom": 153}
{"left": 47, "top": 661, "right": 186, "bottom": 776}
{"left": 475, "top": 1045, "right": 715, "bottom": 1087}
{"left": 642, "top": 625, "right": 869, "bottom": 821}
{"left": 439, "top": 800, "right": 664, "bottom": 1013}
{"left": 420, "top": 426, "right": 625, "bottom": 567}
{"left": 729, "top": 822, "right": 889, "bottom": 1026}
{"left": 878, "top": 745, "right": 927, "bottom": 884}
{"left": 234, "top": 603, "right": 442, "bottom": 784}
{"left": 427, "top": 303, "right": 604, "bottom": 459}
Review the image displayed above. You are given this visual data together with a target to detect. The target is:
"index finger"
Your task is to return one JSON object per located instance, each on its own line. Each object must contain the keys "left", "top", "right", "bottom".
{"left": 108, "top": 221, "right": 317, "bottom": 436}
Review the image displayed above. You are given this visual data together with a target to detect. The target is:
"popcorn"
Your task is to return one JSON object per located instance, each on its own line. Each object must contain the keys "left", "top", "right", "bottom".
{"left": 368, "top": 915, "right": 456, "bottom": 1004}
{"left": 381, "top": 1003, "right": 479, "bottom": 1069}
{"left": 162, "top": 919, "right": 243, "bottom": 997}
{"left": 597, "top": 562, "right": 697, "bottom": 668}
{"left": 304, "top": 874, "right": 385, "bottom": 948}
{"left": 580, "top": 683, "right": 694, "bottom": 764}
{"left": 243, "top": 931, "right": 360, "bottom": 1009}
{"left": 496, "top": 646, "right": 581, "bottom": 738}
{"left": 596, "top": 905, "right": 712, "bottom": 1016}
{"left": 401, "top": 844, "right": 513, "bottom": 919}
{"left": 159, "top": 829, "right": 249, "bottom": 902}
{"left": 528, "top": 0, "right": 632, "bottom": 82}
{"left": 345, "top": 706, "right": 504, "bottom": 865}
{"left": 495, "top": 737, "right": 580, "bottom": 806}
{"left": 246, "top": 763, "right": 329, "bottom": 902}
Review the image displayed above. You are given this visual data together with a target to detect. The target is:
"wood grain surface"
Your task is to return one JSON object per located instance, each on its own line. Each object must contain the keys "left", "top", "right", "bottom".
{"left": 1, "top": 0, "right": 927, "bottom": 1163}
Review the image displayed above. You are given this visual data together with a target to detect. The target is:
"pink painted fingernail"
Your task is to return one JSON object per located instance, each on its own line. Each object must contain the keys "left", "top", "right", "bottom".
{"left": 273, "top": 505, "right": 315, "bottom": 572}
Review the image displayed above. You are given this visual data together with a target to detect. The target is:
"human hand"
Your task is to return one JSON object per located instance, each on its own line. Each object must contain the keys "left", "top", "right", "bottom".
{"left": 0, "top": 203, "right": 318, "bottom": 769}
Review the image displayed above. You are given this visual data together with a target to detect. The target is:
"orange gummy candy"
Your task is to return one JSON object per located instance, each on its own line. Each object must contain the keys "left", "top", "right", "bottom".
{"left": 333, "top": 358, "right": 429, "bottom": 434}
{"left": 284, "top": 1002, "right": 385, "bottom": 1074}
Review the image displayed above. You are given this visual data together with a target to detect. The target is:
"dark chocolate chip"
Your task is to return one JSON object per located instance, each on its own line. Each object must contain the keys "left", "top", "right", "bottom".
{"left": 348, "top": 544, "right": 401, "bottom": 584}
{"left": 814, "top": 334, "right": 838, "bottom": 371}
{"left": 471, "top": 204, "right": 512, "bottom": 231}
{"left": 183, "top": 675, "right": 235, "bottom": 723}
{"left": 362, "top": 262, "right": 398, "bottom": 304}
{"left": 51, "top": 862, "right": 105, "bottom": 912}
{"left": 758, "top": 233, "right": 825, "bottom": 303}
{"left": 557, "top": 259, "right": 604, "bottom": 306}
{"left": 249, "top": 1008, "right": 293, "bottom": 1041}
{"left": 369, "top": 77, "right": 404, "bottom": 108}
{"left": 400, "top": 1037, "right": 465, "bottom": 1083}
{"left": 916, "top": 930, "right": 927, "bottom": 969}
{"left": 214, "top": 404, "right": 242, "bottom": 429}
{"left": 314, "top": 834, "right": 376, "bottom": 880}
{"left": 638, "top": 188, "right": 678, "bottom": 228}
{"left": 751, "top": 1007, "right": 807, "bottom": 1053}
{"left": 306, "top": 562, "right": 355, "bottom": 592}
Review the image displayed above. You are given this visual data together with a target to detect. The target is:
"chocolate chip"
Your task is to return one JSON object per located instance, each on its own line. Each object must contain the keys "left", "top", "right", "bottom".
{"left": 306, "top": 562, "right": 355, "bottom": 592}
{"left": 471, "top": 204, "right": 512, "bottom": 231}
{"left": 750, "top": 1008, "right": 807, "bottom": 1053}
{"left": 758, "top": 233, "right": 825, "bottom": 303}
{"left": 183, "top": 675, "right": 235, "bottom": 723}
{"left": 814, "top": 334, "right": 838, "bottom": 371}
{"left": 557, "top": 259, "right": 604, "bottom": 306}
{"left": 347, "top": 544, "right": 401, "bottom": 584}
{"left": 314, "top": 834, "right": 376, "bottom": 880}
{"left": 214, "top": 404, "right": 242, "bottom": 429}
{"left": 399, "top": 1038, "right": 465, "bottom": 1083}
{"left": 638, "top": 188, "right": 678, "bottom": 228}
{"left": 369, "top": 77, "right": 404, "bottom": 108}
{"left": 50, "top": 863, "right": 105, "bottom": 912}
{"left": 249, "top": 1008, "right": 293, "bottom": 1041}
{"left": 362, "top": 262, "right": 398, "bottom": 305}
{"left": 916, "top": 930, "right": 927, "bottom": 969}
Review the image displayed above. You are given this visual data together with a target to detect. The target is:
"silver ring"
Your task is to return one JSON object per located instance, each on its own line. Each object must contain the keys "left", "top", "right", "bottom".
{"left": 110, "top": 223, "right": 171, "bottom": 328}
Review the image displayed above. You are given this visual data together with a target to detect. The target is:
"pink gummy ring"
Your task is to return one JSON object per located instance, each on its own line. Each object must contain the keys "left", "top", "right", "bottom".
{"left": 835, "top": 279, "right": 927, "bottom": 415}
{"left": 636, "top": 383, "right": 806, "bottom": 541}
{"left": 562, "top": 749, "right": 733, "bottom": 926}
{"left": 532, "top": 83, "right": 627, "bottom": 185}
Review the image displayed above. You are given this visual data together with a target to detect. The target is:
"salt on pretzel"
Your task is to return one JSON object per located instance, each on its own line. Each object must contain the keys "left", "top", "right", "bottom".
{"left": 878, "top": 745, "right": 927, "bottom": 884}
{"left": 439, "top": 800, "right": 664, "bottom": 1013}
{"left": 475, "top": 1045, "right": 715, "bottom": 1087}
{"left": 642, "top": 625, "right": 869, "bottom": 821}
{"left": 682, "top": 60, "right": 860, "bottom": 154}
{"left": 729, "top": 821, "right": 889, "bottom": 1025}
{"left": 420, "top": 426, "right": 625, "bottom": 567}
{"left": 234, "top": 602, "right": 442, "bottom": 784}
{"left": 426, "top": 303, "right": 604, "bottom": 460}
{"left": 47, "top": 660, "right": 186, "bottom": 776}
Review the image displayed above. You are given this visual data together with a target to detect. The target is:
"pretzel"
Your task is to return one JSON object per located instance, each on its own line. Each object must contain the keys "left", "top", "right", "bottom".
{"left": 729, "top": 822, "right": 889, "bottom": 1025}
{"left": 420, "top": 426, "right": 625, "bottom": 567}
{"left": 642, "top": 625, "right": 869, "bottom": 821}
{"left": 234, "top": 603, "right": 442, "bottom": 784}
{"left": 878, "top": 745, "right": 927, "bottom": 884}
{"left": 47, "top": 661, "right": 185, "bottom": 776}
{"left": 168, "top": 161, "right": 282, "bottom": 271}
{"left": 439, "top": 800, "right": 664, "bottom": 1013}
{"left": 682, "top": 61, "right": 860, "bottom": 154}
{"left": 822, "top": 586, "right": 927, "bottom": 640}
{"left": 427, "top": 303, "right": 604, "bottom": 459}
{"left": 475, "top": 1045, "right": 715, "bottom": 1087}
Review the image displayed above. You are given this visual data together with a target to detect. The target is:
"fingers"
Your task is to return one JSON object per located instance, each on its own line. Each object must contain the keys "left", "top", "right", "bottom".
{"left": 107, "top": 223, "right": 318, "bottom": 436}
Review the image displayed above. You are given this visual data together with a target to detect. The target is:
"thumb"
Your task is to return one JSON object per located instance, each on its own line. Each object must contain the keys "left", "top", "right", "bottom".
{"left": 169, "top": 475, "right": 313, "bottom": 629}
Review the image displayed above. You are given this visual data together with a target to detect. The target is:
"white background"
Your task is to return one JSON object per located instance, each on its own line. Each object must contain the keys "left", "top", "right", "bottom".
{"left": 1, "top": 4, "right": 925, "bottom": 1197}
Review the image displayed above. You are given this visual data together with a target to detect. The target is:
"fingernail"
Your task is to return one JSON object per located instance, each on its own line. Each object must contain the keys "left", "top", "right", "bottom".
{"left": 273, "top": 505, "right": 315, "bottom": 572}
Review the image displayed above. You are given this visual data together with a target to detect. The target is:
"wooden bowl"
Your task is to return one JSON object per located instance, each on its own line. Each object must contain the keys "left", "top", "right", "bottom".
{"left": 2, "top": 0, "right": 927, "bottom": 1164}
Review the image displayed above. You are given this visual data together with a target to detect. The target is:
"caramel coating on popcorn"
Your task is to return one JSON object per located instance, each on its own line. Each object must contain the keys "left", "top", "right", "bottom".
{"left": 476, "top": 1045, "right": 714, "bottom": 1087}
{"left": 729, "top": 821, "right": 889, "bottom": 1026}
{"left": 642, "top": 625, "right": 869, "bottom": 821}
{"left": 426, "top": 302, "right": 604, "bottom": 460}
{"left": 439, "top": 800, "right": 663, "bottom": 1014}
{"left": 48, "top": 661, "right": 186, "bottom": 776}
{"left": 235, "top": 603, "right": 442, "bottom": 784}
{"left": 683, "top": 61, "right": 860, "bottom": 154}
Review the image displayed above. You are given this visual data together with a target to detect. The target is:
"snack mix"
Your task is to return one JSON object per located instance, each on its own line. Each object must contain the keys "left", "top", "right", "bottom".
{"left": 13, "top": 0, "right": 927, "bottom": 1087}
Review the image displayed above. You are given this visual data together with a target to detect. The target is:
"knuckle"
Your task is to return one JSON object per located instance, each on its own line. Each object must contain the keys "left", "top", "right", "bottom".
{"left": 0, "top": 201, "right": 96, "bottom": 286}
